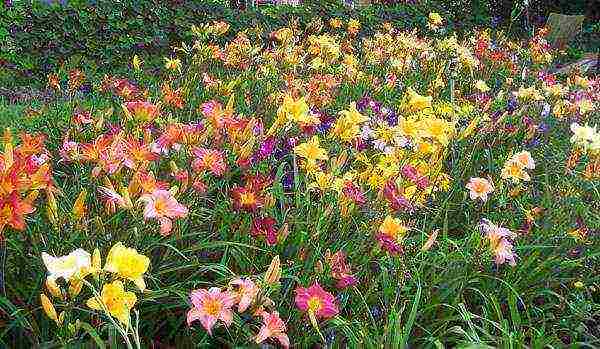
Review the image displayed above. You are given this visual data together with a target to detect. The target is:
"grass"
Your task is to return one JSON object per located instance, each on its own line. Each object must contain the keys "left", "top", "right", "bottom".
{"left": 0, "top": 16, "right": 599, "bottom": 349}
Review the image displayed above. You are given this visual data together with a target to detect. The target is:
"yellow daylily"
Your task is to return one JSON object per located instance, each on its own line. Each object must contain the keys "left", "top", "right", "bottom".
{"left": 104, "top": 243, "right": 150, "bottom": 291}
{"left": 406, "top": 88, "right": 432, "bottom": 113}
{"left": 294, "top": 136, "right": 329, "bottom": 164}
{"left": 87, "top": 280, "right": 137, "bottom": 325}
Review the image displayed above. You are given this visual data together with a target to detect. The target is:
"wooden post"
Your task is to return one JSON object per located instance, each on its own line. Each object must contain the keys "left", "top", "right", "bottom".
{"left": 546, "top": 13, "right": 585, "bottom": 49}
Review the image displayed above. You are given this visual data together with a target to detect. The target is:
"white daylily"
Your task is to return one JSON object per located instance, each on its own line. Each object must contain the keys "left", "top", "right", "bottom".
{"left": 42, "top": 248, "right": 91, "bottom": 282}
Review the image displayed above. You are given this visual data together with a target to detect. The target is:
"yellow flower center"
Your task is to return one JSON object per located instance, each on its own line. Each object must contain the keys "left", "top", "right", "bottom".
{"left": 239, "top": 192, "right": 256, "bottom": 206}
{"left": 472, "top": 181, "right": 487, "bottom": 194}
{"left": 307, "top": 296, "right": 322, "bottom": 313}
{"left": 154, "top": 197, "right": 168, "bottom": 215}
{"left": 203, "top": 298, "right": 222, "bottom": 316}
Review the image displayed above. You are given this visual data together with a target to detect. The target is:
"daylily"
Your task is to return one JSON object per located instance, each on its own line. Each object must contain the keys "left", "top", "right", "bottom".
{"left": 187, "top": 287, "right": 236, "bottom": 335}
{"left": 124, "top": 101, "right": 159, "bottom": 123}
{"left": 192, "top": 148, "right": 227, "bottom": 176}
{"left": 251, "top": 217, "right": 279, "bottom": 246}
{"left": 479, "top": 219, "right": 518, "bottom": 267}
{"left": 229, "top": 278, "right": 259, "bottom": 312}
{"left": 465, "top": 177, "right": 494, "bottom": 202}
{"left": 375, "top": 215, "right": 408, "bottom": 255}
{"left": 294, "top": 136, "right": 328, "bottom": 164}
{"left": 140, "top": 189, "right": 188, "bottom": 235}
{"left": 255, "top": 311, "right": 290, "bottom": 348}
{"left": 87, "top": 280, "right": 137, "bottom": 325}
{"left": 406, "top": 88, "right": 432, "bottom": 113}
{"left": 104, "top": 242, "right": 150, "bottom": 291}
{"left": 294, "top": 282, "right": 338, "bottom": 319}
{"left": 42, "top": 248, "right": 91, "bottom": 282}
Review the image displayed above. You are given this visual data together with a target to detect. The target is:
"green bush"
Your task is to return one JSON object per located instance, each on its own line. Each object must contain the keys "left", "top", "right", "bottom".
{"left": 0, "top": 0, "right": 494, "bottom": 85}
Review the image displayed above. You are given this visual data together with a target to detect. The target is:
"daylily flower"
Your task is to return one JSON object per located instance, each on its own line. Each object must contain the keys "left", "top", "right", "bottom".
{"left": 140, "top": 189, "right": 188, "bottom": 235}
{"left": 192, "top": 148, "right": 227, "bottom": 176}
{"left": 475, "top": 80, "right": 490, "bottom": 92}
{"left": 294, "top": 136, "right": 328, "bottom": 164}
{"left": 255, "top": 311, "right": 290, "bottom": 348}
{"left": 295, "top": 282, "right": 338, "bottom": 319}
{"left": 465, "top": 177, "right": 494, "bottom": 202}
{"left": 428, "top": 12, "right": 443, "bottom": 28}
{"left": 326, "top": 251, "right": 357, "bottom": 289}
{"left": 104, "top": 242, "right": 150, "bottom": 291}
{"left": 406, "top": 88, "right": 432, "bottom": 113}
{"left": 479, "top": 219, "right": 518, "bottom": 267}
{"left": 42, "top": 248, "right": 91, "bottom": 282}
{"left": 512, "top": 151, "right": 535, "bottom": 170}
{"left": 87, "top": 280, "right": 137, "bottom": 325}
{"left": 376, "top": 215, "right": 408, "bottom": 255}
{"left": 187, "top": 287, "right": 236, "bottom": 335}
{"left": 124, "top": 101, "right": 159, "bottom": 123}
{"left": 229, "top": 278, "right": 259, "bottom": 312}
{"left": 251, "top": 217, "right": 279, "bottom": 246}
{"left": 278, "top": 95, "right": 318, "bottom": 126}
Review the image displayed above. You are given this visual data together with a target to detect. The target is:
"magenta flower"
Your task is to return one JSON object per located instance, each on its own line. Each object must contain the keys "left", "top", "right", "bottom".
{"left": 140, "top": 189, "right": 188, "bottom": 235}
{"left": 295, "top": 282, "right": 339, "bottom": 319}
{"left": 251, "top": 217, "right": 279, "bottom": 246}
{"left": 187, "top": 287, "right": 236, "bottom": 335}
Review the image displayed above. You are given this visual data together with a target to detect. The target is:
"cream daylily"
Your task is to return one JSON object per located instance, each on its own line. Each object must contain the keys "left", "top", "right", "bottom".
{"left": 42, "top": 248, "right": 91, "bottom": 282}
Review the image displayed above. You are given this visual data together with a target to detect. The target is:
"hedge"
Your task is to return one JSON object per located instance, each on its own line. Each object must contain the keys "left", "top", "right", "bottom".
{"left": 0, "top": 0, "right": 493, "bottom": 82}
{"left": 0, "top": 0, "right": 595, "bottom": 86}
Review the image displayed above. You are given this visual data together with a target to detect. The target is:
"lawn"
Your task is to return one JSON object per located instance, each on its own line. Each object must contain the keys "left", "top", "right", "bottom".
{"left": 0, "top": 6, "right": 599, "bottom": 349}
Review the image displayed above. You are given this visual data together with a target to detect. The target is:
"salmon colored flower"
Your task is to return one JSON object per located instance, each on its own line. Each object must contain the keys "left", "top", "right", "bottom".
{"left": 124, "top": 101, "right": 159, "bottom": 123}
{"left": 255, "top": 311, "right": 290, "bottom": 348}
{"left": 466, "top": 177, "right": 494, "bottom": 202}
{"left": 229, "top": 278, "right": 259, "bottom": 312}
{"left": 187, "top": 287, "right": 236, "bottom": 335}
{"left": 104, "top": 242, "right": 150, "bottom": 291}
{"left": 376, "top": 215, "right": 408, "bottom": 255}
{"left": 86, "top": 280, "right": 137, "bottom": 325}
{"left": 479, "top": 219, "right": 518, "bottom": 267}
{"left": 512, "top": 150, "right": 535, "bottom": 170}
{"left": 0, "top": 192, "right": 35, "bottom": 233}
{"left": 140, "top": 189, "right": 188, "bottom": 235}
{"left": 162, "top": 83, "right": 184, "bottom": 109}
{"left": 192, "top": 148, "right": 227, "bottom": 176}
{"left": 295, "top": 282, "right": 338, "bottom": 319}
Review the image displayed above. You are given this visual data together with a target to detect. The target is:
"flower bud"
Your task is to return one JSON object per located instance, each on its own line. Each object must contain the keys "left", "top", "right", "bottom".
{"left": 40, "top": 294, "right": 59, "bottom": 324}
{"left": 264, "top": 255, "right": 281, "bottom": 285}
{"left": 69, "top": 279, "right": 84, "bottom": 298}
{"left": 46, "top": 278, "right": 63, "bottom": 300}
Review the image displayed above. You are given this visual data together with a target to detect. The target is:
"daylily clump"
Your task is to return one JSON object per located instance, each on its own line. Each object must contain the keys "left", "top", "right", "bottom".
{"left": 3, "top": 11, "right": 599, "bottom": 348}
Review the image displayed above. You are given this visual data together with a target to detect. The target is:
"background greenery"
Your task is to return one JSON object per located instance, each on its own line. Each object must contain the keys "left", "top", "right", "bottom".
{"left": 2, "top": 0, "right": 597, "bottom": 87}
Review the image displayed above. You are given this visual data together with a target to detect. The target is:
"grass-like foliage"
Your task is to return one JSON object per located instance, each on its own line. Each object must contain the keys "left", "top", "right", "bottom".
{"left": 0, "top": 14, "right": 599, "bottom": 348}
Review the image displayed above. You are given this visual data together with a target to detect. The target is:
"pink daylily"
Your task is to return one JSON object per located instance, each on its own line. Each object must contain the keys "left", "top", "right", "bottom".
{"left": 229, "top": 278, "right": 259, "bottom": 312}
{"left": 187, "top": 287, "right": 236, "bottom": 335}
{"left": 255, "top": 311, "right": 290, "bottom": 348}
{"left": 140, "top": 189, "right": 188, "bottom": 236}
{"left": 295, "top": 282, "right": 339, "bottom": 319}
